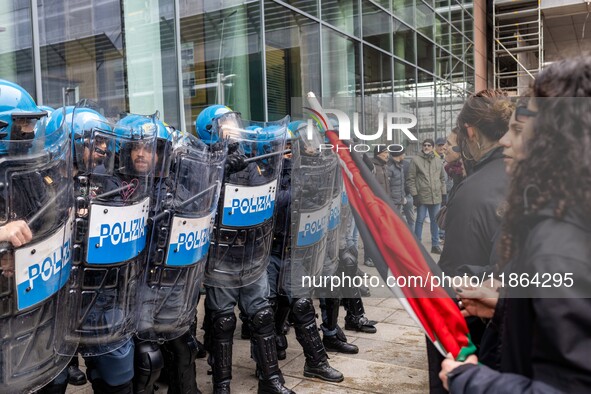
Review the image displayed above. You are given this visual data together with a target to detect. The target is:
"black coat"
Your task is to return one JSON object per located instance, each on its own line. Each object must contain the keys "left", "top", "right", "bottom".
{"left": 448, "top": 208, "right": 591, "bottom": 393}
{"left": 438, "top": 147, "right": 508, "bottom": 277}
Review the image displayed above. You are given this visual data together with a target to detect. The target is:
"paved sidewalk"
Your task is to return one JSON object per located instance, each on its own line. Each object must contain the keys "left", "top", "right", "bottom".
{"left": 67, "top": 296, "right": 429, "bottom": 394}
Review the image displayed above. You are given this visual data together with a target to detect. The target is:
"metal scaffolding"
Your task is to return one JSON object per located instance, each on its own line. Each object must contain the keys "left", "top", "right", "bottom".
{"left": 493, "top": 0, "right": 543, "bottom": 94}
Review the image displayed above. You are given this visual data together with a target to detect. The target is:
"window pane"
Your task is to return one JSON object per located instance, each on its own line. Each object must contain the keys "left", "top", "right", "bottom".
{"left": 434, "top": 13, "right": 449, "bottom": 48}
{"left": 179, "top": 1, "right": 264, "bottom": 131}
{"left": 0, "top": 2, "right": 36, "bottom": 97}
{"left": 417, "top": 34, "right": 434, "bottom": 73}
{"left": 123, "top": 0, "right": 180, "bottom": 125}
{"left": 364, "top": 44, "right": 392, "bottom": 97}
{"left": 393, "top": 19, "right": 416, "bottom": 64}
{"left": 38, "top": 1, "right": 124, "bottom": 115}
{"left": 392, "top": 0, "right": 414, "bottom": 27}
{"left": 362, "top": 2, "right": 391, "bottom": 53}
{"left": 264, "top": 1, "right": 320, "bottom": 120}
{"left": 321, "top": 0, "right": 360, "bottom": 37}
{"left": 416, "top": 1, "right": 434, "bottom": 39}
{"left": 322, "top": 27, "right": 361, "bottom": 100}
{"left": 363, "top": 45, "right": 392, "bottom": 137}
{"left": 394, "top": 58, "right": 416, "bottom": 92}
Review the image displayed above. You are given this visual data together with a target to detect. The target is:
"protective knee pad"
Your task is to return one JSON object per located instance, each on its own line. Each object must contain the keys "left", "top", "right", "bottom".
{"left": 161, "top": 331, "right": 199, "bottom": 394}
{"left": 291, "top": 298, "right": 327, "bottom": 365}
{"left": 290, "top": 298, "right": 315, "bottom": 326}
{"left": 249, "top": 307, "right": 281, "bottom": 380}
{"left": 133, "top": 340, "right": 163, "bottom": 394}
{"left": 208, "top": 312, "right": 236, "bottom": 384}
{"left": 338, "top": 247, "right": 359, "bottom": 277}
{"left": 321, "top": 298, "right": 341, "bottom": 331}
{"left": 85, "top": 340, "right": 134, "bottom": 388}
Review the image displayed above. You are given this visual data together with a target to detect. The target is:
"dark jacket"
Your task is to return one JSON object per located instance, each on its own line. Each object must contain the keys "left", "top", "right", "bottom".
{"left": 406, "top": 151, "right": 446, "bottom": 205}
{"left": 372, "top": 156, "right": 391, "bottom": 197}
{"left": 438, "top": 147, "right": 507, "bottom": 277}
{"left": 448, "top": 208, "right": 591, "bottom": 393}
{"left": 388, "top": 159, "right": 406, "bottom": 206}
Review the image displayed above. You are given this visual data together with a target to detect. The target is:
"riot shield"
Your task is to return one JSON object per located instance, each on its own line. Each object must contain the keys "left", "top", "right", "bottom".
{"left": 323, "top": 165, "right": 344, "bottom": 280}
{"left": 69, "top": 111, "right": 156, "bottom": 356}
{"left": 137, "top": 131, "right": 226, "bottom": 341}
{"left": 0, "top": 115, "right": 76, "bottom": 393}
{"left": 204, "top": 113, "right": 288, "bottom": 288}
{"left": 283, "top": 125, "right": 337, "bottom": 299}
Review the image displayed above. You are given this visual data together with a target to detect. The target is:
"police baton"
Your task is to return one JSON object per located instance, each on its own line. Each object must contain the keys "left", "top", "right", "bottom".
{"left": 95, "top": 183, "right": 138, "bottom": 200}
{"left": 150, "top": 183, "right": 220, "bottom": 223}
{"left": 243, "top": 149, "right": 291, "bottom": 163}
{"left": 27, "top": 186, "right": 70, "bottom": 227}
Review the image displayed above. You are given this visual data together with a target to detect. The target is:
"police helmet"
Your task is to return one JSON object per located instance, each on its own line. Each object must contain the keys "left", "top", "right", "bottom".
{"left": 115, "top": 114, "right": 159, "bottom": 176}
{"left": 0, "top": 80, "right": 48, "bottom": 154}
{"left": 195, "top": 105, "right": 232, "bottom": 145}
{"left": 70, "top": 106, "right": 110, "bottom": 171}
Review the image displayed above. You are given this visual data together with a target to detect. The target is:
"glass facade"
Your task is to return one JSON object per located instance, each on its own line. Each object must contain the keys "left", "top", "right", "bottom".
{"left": 0, "top": 0, "right": 475, "bottom": 141}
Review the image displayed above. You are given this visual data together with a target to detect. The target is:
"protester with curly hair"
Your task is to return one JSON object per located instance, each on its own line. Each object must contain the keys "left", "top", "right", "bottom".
{"left": 440, "top": 56, "right": 591, "bottom": 393}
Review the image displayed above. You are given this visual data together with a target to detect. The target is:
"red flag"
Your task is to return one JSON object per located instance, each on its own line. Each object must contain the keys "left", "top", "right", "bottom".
{"left": 305, "top": 91, "right": 475, "bottom": 359}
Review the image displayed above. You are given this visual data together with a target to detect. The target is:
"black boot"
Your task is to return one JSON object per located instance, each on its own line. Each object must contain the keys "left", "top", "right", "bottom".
{"left": 208, "top": 312, "right": 236, "bottom": 393}
{"left": 258, "top": 375, "right": 294, "bottom": 394}
{"left": 342, "top": 297, "right": 377, "bottom": 333}
{"left": 344, "top": 315, "right": 377, "bottom": 333}
{"left": 67, "top": 356, "right": 87, "bottom": 386}
{"left": 250, "top": 307, "right": 293, "bottom": 394}
{"left": 322, "top": 325, "right": 359, "bottom": 354}
{"left": 160, "top": 331, "right": 201, "bottom": 394}
{"left": 291, "top": 298, "right": 343, "bottom": 383}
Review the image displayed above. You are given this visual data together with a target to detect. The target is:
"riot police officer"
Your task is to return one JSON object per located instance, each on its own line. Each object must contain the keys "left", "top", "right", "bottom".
{"left": 267, "top": 121, "right": 344, "bottom": 382}
{"left": 0, "top": 80, "right": 75, "bottom": 393}
{"left": 133, "top": 118, "right": 226, "bottom": 394}
{"left": 197, "top": 106, "right": 294, "bottom": 394}
{"left": 70, "top": 108, "right": 157, "bottom": 393}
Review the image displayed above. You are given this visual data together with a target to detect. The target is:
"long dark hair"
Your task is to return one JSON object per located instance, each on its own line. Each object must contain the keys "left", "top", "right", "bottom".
{"left": 500, "top": 57, "right": 591, "bottom": 264}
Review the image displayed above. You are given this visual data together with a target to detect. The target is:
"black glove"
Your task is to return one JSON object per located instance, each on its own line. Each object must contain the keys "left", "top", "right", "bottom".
{"left": 225, "top": 154, "right": 248, "bottom": 174}
{"left": 412, "top": 195, "right": 419, "bottom": 207}
{"left": 210, "top": 141, "right": 225, "bottom": 153}
{"left": 227, "top": 142, "right": 240, "bottom": 155}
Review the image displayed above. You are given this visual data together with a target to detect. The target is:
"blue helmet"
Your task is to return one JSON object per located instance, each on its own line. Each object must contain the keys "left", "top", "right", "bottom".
{"left": 116, "top": 113, "right": 158, "bottom": 139}
{"left": 195, "top": 105, "right": 232, "bottom": 144}
{"left": 0, "top": 80, "right": 46, "bottom": 154}
{"left": 256, "top": 126, "right": 277, "bottom": 157}
{"left": 116, "top": 113, "right": 162, "bottom": 176}
{"left": 70, "top": 106, "right": 109, "bottom": 170}
{"left": 43, "top": 106, "right": 72, "bottom": 154}
{"left": 242, "top": 125, "right": 262, "bottom": 156}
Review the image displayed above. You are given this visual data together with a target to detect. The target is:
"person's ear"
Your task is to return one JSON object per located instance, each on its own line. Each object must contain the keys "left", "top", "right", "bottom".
{"left": 465, "top": 123, "right": 477, "bottom": 141}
